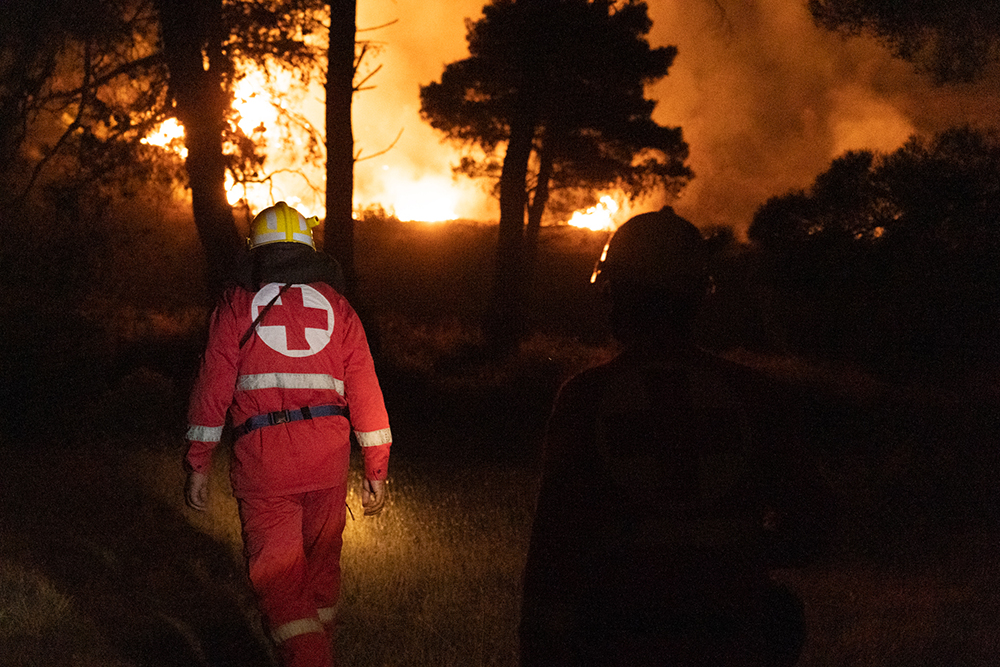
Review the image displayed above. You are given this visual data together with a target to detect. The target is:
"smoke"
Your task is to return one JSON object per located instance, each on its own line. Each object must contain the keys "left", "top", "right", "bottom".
{"left": 350, "top": 0, "right": 1000, "bottom": 231}
{"left": 645, "top": 0, "right": 1000, "bottom": 234}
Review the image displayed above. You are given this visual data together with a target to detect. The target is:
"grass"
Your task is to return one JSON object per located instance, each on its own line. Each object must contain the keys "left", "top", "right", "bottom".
{"left": 5, "top": 392, "right": 1000, "bottom": 666}
{"left": 8, "top": 429, "right": 1000, "bottom": 666}
{"left": 0, "top": 559, "right": 121, "bottom": 667}
{"left": 123, "top": 424, "right": 541, "bottom": 667}
{"left": 337, "top": 462, "right": 537, "bottom": 667}
{"left": 123, "top": 441, "right": 539, "bottom": 667}
{"left": 784, "top": 532, "right": 1000, "bottom": 666}
{"left": 0, "top": 561, "right": 72, "bottom": 638}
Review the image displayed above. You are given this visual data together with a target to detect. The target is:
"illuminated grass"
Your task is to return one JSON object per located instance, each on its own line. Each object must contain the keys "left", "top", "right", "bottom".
{"left": 337, "top": 462, "right": 536, "bottom": 666}
{"left": 3, "top": 427, "right": 999, "bottom": 667}
{"left": 132, "top": 444, "right": 538, "bottom": 667}
{"left": 0, "top": 561, "right": 71, "bottom": 637}
{"left": 127, "top": 438, "right": 1000, "bottom": 667}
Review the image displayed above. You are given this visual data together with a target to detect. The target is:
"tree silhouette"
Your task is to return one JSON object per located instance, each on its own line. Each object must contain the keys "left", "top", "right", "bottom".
{"left": 325, "top": 0, "right": 358, "bottom": 295}
{"left": 1, "top": 0, "right": 328, "bottom": 298}
{"left": 0, "top": 0, "right": 172, "bottom": 304}
{"left": 420, "top": 0, "right": 691, "bottom": 353}
{"left": 152, "top": 0, "right": 329, "bottom": 297}
{"left": 809, "top": 0, "right": 1000, "bottom": 83}
{"left": 749, "top": 127, "right": 1000, "bottom": 380}
{"left": 157, "top": 0, "right": 243, "bottom": 296}
{"left": 1, "top": 1, "right": 165, "bottom": 203}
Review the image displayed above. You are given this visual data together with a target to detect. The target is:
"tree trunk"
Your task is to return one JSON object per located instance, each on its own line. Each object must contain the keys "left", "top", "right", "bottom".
{"left": 157, "top": 0, "right": 241, "bottom": 301}
{"left": 524, "top": 139, "right": 554, "bottom": 298}
{"left": 487, "top": 107, "right": 536, "bottom": 356}
{"left": 325, "top": 0, "right": 357, "bottom": 297}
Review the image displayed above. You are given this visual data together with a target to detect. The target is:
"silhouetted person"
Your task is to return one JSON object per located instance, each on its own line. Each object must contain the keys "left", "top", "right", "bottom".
{"left": 520, "top": 207, "right": 832, "bottom": 666}
{"left": 184, "top": 202, "right": 391, "bottom": 667}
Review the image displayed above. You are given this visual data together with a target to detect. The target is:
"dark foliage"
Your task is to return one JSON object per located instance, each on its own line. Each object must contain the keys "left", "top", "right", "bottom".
{"left": 749, "top": 126, "right": 1000, "bottom": 382}
{"left": 809, "top": 0, "right": 1000, "bottom": 83}
{"left": 420, "top": 0, "right": 691, "bottom": 205}
{"left": 0, "top": 0, "right": 329, "bottom": 298}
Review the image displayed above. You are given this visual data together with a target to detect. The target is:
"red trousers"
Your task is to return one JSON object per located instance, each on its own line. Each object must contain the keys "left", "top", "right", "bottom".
{"left": 239, "top": 484, "right": 348, "bottom": 667}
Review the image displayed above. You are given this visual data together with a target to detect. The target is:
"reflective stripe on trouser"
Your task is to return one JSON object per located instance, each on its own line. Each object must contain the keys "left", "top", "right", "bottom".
{"left": 272, "top": 617, "right": 325, "bottom": 644}
{"left": 318, "top": 605, "right": 338, "bottom": 625}
{"left": 319, "top": 605, "right": 339, "bottom": 643}
{"left": 238, "top": 485, "right": 348, "bottom": 667}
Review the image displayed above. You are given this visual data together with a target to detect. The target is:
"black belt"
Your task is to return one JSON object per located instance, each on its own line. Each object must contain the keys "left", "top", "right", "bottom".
{"left": 233, "top": 404, "right": 349, "bottom": 438}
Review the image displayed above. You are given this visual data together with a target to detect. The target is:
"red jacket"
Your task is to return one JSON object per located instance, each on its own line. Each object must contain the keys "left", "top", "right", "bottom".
{"left": 185, "top": 282, "right": 391, "bottom": 498}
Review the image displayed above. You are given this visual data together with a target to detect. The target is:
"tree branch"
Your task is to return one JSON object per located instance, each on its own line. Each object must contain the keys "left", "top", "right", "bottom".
{"left": 355, "top": 128, "right": 403, "bottom": 162}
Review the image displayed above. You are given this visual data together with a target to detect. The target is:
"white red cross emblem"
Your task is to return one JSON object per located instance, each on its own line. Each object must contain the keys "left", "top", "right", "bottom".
{"left": 251, "top": 284, "right": 334, "bottom": 357}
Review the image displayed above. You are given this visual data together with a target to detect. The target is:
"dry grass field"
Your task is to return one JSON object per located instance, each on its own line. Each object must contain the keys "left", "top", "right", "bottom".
{"left": 2, "top": 218, "right": 1000, "bottom": 666}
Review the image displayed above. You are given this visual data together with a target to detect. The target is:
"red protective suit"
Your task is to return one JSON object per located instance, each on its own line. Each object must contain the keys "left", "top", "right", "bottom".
{"left": 185, "top": 281, "right": 391, "bottom": 667}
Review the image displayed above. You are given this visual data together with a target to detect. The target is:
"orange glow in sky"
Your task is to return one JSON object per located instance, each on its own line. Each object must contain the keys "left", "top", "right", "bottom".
{"left": 141, "top": 0, "right": 999, "bottom": 231}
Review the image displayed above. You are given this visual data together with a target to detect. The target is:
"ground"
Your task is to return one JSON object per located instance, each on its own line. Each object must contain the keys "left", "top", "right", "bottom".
{"left": 2, "top": 220, "right": 999, "bottom": 665}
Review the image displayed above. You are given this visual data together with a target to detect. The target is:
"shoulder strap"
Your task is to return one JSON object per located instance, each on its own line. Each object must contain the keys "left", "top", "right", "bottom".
{"left": 239, "top": 283, "right": 292, "bottom": 349}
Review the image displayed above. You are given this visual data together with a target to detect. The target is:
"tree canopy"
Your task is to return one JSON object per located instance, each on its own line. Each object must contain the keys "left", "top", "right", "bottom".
{"left": 749, "top": 126, "right": 1000, "bottom": 379}
{"left": 1, "top": 0, "right": 165, "bottom": 204}
{"left": 1, "top": 0, "right": 335, "bottom": 296}
{"left": 421, "top": 0, "right": 690, "bottom": 211}
{"left": 420, "top": 0, "right": 690, "bottom": 352}
{"left": 809, "top": 0, "right": 1000, "bottom": 83}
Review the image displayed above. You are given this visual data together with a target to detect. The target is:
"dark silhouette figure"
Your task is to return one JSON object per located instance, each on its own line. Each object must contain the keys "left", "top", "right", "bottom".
{"left": 520, "top": 207, "right": 833, "bottom": 666}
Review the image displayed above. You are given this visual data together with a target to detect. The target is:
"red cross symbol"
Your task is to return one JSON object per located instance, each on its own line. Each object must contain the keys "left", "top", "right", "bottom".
{"left": 258, "top": 286, "right": 330, "bottom": 350}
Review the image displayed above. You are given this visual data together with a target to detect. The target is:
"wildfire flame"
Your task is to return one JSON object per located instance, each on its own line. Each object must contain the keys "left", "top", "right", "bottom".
{"left": 231, "top": 69, "right": 279, "bottom": 136}
{"left": 565, "top": 195, "right": 620, "bottom": 231}
{"left": 141, "top": 117, "right": 186, "bottom": 158}
{"left": 224, "top": 68, "right": 318, "bottom": 215}
{"left": 142, "top": 64, "right": 622, "bottom": 228}
{"left": 379, "top": 170, "right": 459, "bottom": 222}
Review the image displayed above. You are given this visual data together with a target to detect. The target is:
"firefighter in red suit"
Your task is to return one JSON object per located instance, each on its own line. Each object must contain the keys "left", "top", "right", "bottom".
{"left": 520, "top": 207, "right": 833, "bottom": 666}
{"left": 184, "top": 202, "right": 391, "bottom": 667}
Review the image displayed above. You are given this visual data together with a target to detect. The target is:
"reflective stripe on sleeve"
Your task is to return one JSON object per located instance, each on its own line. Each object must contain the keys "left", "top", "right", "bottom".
{"left": 186, "top": 424, "right": 224, "bottom": 442}
{"left": 355, "top": 427, "right": 392, "bottom": 448}
{"left": 237, "top": 373, "right": 345, "bottom": 395}
{"left": 271, "top": 617, "right": 325, "bottom": 644}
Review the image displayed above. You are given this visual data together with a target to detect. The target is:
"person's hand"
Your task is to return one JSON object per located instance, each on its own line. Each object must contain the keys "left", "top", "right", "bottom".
{"left": 361, "top": 478, "right": 385, "bottom": 516}
{"left": 185, "top": 471, "right": 210, "bottom": 511}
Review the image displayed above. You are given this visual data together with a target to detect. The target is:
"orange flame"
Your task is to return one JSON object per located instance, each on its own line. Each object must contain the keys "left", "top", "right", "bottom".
{"left": 143, "top": 62, "right": 325, "bottom": 218}
{"left": 141, "top": 118, "right": 186, "bottom": 158}
{"left": 380, "top": 172, "right": 459, "bottom": 222}
{"left": 143, "top": 64, "right": 631, "bottom": 226}
{"left": 566, "top": 195, "right": 620, "bottom": 231}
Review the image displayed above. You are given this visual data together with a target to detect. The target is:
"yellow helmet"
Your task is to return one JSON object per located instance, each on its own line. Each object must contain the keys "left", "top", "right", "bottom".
{"left": 249, "top": 201, "right": 321, "bottom": 249}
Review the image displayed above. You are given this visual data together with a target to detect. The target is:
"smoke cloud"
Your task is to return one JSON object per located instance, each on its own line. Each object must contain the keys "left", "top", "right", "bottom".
{"left": 351, "top": 0, "right": 1000, "bottom": 232}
